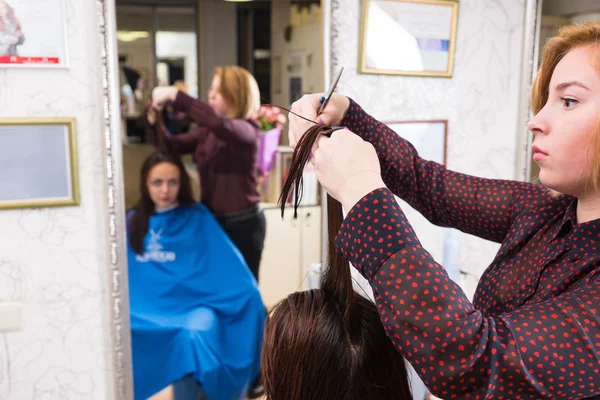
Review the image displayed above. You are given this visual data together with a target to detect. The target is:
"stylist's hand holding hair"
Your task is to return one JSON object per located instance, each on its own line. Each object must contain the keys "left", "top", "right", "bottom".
{"left": 150, "top": 86, "right": 178, "bottom": 111}
{"left": 313, "top": 129, "right": 385, "bottom": 211}
{"left": 289, "top": 93, "right": 350, "bottom": 147}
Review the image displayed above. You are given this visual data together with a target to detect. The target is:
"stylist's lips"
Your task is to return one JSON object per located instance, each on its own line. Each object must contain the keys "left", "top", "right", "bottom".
{"left": 532, "top": 145, "right": 548, "bottom": 161}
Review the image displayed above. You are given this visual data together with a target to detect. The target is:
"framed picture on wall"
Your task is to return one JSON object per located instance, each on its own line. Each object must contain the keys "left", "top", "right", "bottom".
{"left": 0, "top": 0, "right": 69, "bottom": 68}
{"left": 359, "top": 0, "right": 458, "bottom": 77}
{"left": 289, "top": 76, "right": 303, "bottom": 105}
{"left": 386, "top": 120, "right": 448, "bottom": 164}
{"left": 280, "top": 150, "right": 293, "bottom": 204}
{"left": 278, "top": 149, "right": 320, "bottom": 206}
{"left": 272, "top": 56, "right": 282, "bottom": 94}
{"left": 0, "top": 118, "right": 80, "bottom": 210}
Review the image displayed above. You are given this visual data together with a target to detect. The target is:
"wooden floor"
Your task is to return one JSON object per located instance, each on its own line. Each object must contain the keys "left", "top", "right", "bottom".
{"left": 148, "top": 386, "right": 172, "bottom": 400}
{"left": 148, "top": 385, "right": 266, "bottom": 400}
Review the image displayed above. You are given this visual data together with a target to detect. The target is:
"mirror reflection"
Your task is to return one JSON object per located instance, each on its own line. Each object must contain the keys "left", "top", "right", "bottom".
{"left": 114, "top": 0, "right": 324, "bottom": 398}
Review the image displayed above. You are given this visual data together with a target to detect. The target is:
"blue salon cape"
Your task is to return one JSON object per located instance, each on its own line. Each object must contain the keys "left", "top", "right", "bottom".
{"left": 127, "top": 204, "right": 265, "bottom": 400}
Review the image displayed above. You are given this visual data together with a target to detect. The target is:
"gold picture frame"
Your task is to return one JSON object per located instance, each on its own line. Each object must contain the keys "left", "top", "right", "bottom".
{"left": 386, "top": 119, "right": 448, "bottom": 164}
{"left": 359, "top": 0, "right": 459, "bottom": 77}
{"left": 0, "top": 118, "right": 80, "bottom": 210}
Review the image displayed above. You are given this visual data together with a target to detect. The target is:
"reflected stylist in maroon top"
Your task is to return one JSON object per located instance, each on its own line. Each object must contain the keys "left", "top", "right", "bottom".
{"left": 145, "top": 66, "right": 266, "bottom": 285}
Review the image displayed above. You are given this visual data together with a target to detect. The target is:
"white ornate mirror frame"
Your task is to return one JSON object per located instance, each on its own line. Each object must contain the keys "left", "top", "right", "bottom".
{"left": 97, "top": 0, "right": 134, "bottom": 398}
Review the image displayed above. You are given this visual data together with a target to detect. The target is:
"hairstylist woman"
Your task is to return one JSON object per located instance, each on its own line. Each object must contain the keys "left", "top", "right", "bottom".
{"left": 288, "top": 22, "right": 600, "bottom": 400}
{"left": 146, "top": 66, "right": 265, "bottom": 283}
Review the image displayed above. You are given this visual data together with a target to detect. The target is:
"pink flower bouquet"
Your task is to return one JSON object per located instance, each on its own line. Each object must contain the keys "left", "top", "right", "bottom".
{"left": 253, "top": 105, "right": 287, "bottom": 131}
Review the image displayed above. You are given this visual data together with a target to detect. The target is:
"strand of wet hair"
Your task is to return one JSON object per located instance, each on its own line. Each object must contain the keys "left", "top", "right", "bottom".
{"left": 260, "top": 97, "right": 321, "bottom": 126}
{"left": 279, "top": 123, "right": 357, "bottom": 330}
{"left": 278, "top": 125, "right": 345, "bottom": 219}
{"left": 145, "top": 99, "right": 170, "bottom": 152}
{"left": 265, "top": 97, "right": 345, "bottom": 218}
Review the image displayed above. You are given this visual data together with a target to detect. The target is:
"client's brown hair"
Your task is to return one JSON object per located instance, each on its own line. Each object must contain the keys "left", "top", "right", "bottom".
{"left": 262, "top": 124, "right": 412, "bottom": 400}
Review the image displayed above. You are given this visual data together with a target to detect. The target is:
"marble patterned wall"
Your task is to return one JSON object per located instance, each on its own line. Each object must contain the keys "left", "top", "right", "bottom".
{"left": 331, "top": 0, "right": 527, "bottom": 299}
{"left": 0, "top": 1, "right": 115, "bottom": 399}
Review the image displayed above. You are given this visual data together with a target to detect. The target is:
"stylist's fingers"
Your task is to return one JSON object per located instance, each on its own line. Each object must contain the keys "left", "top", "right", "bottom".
{"left": 311, "top": 129, "right": 383, "bottom": 202}
{"left": 289, "top": 93, "right": 324, "bottom": 148}
{"left": 313, "top": 131, "right": 330, "bottom": 153}
{"left": 152, "top": 100, "right": 165, "bottom": 112}
{"left": 311, "top": 133, "right": 337, "bottom": 173}
{"left": 308, "top": 126, "right": 337, "bottom": 165}
{"left": 147, "top": 108, "right": 156, "bottom": 125}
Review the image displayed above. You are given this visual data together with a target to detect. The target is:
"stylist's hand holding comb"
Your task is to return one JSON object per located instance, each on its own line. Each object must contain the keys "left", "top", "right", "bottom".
{"left": 289, "top": 94, "right": 386, "bottom": 212}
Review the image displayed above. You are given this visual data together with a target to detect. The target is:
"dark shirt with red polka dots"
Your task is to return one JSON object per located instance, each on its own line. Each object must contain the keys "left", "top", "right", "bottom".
{"left": 334, "top": 100, "right": 600, "bottom": 400}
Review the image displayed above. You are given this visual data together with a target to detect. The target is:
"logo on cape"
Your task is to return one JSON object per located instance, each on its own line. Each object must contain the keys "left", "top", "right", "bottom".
{"left": 136, "top": 229, "right": 176, "bottom": 263}
{"left": 147, "top": 229, "right": 163, "bottom": 251}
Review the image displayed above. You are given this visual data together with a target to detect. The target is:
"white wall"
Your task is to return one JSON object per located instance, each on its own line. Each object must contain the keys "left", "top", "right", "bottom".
{"left": 197, "top": 0, "right": 237, "bottom": 101}
{"left": 331, "top": 0, "right": 526, "bottom": 304}
{"left": 271, "top": 1, "right": 324, "bottom": 131}
{"left": 571, "top": 12, "right": 600, "bottom": 23}
{"left": 0, "top": 1, "right": 116, "bottom": 399}
{"left": 543, "top": 0, "right": 600, "bottom": 16}
{"left": 117, "top": 6, "right": 197, "bottom": 32}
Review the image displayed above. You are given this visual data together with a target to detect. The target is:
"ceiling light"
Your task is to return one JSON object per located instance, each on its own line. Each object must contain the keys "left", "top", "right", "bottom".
{"left": 117, "top": 31, "right": 150, "bottom": 42}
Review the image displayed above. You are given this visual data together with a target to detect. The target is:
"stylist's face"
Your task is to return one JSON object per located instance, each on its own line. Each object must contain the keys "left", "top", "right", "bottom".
{"left": 147, "top": 162, "right": 180, "bottom": 208}
{"left": 208, "top": 75, "right": 231, "bottom": 117}
{"left": 0, "top": 3, "right": 8, "bottom": 18}
{"left": 528, "top": 45, "right": 600, "bottom": 196}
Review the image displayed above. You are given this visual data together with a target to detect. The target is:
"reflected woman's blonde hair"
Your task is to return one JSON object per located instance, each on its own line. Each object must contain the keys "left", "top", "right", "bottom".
{"left": 530, "top": 22, "right": 600, "bottom": 194}
{"left": 213, "top": 65, "right": 261, "bottom": 120}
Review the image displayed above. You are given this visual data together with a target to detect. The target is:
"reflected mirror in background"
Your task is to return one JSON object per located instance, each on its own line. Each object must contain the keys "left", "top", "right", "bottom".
{"left": 115, "top": 4, "right": 200, "bottom": 211}
{"left": 156, "top": 10, "right": 198, "bottom": 97}
{"left": 527, "top": 0, "right": 600, "bottom": 183}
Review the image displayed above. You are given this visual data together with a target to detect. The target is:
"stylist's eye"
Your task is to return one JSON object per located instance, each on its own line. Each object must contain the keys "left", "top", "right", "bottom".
{"left": 560, "top": 97, "right": 578, "bottom": 109}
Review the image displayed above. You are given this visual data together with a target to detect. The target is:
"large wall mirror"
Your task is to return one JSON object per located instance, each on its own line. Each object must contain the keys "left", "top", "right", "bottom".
{"left": 101, "top": 0, "right": 325, "bottom": 398}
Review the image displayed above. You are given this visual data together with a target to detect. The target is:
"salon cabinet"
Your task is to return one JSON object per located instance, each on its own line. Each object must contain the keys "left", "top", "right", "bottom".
{"left": 258, "top": 205, "right": 322, "bottom": 307}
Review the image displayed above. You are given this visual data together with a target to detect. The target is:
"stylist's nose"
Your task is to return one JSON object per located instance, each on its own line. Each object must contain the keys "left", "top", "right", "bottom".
{"left": 527, "top": 106, "right": 550, "bottom": 137}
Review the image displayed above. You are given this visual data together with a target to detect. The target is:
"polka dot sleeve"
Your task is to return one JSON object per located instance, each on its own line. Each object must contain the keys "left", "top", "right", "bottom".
{"left": 340, "top": 98, "right": 549, "bottom": 244}
{"left": 334, "top": 188, "right": 600, "bottom": 399}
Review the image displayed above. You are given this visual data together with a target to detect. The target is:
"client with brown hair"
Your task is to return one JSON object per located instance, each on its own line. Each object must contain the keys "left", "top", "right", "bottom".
{"left": 260, "top": 124, "right": 412, "bottom": 400}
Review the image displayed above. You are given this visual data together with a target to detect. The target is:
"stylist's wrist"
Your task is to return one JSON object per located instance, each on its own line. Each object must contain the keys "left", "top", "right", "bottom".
{"left": 147, "top": 109, "right": 156, "bottom": 125}
{"left": 338, "top": 172, "right": 386, "bottom": 212}
{"left": 168, "top": 87, "right": 179, "bottom": 101}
